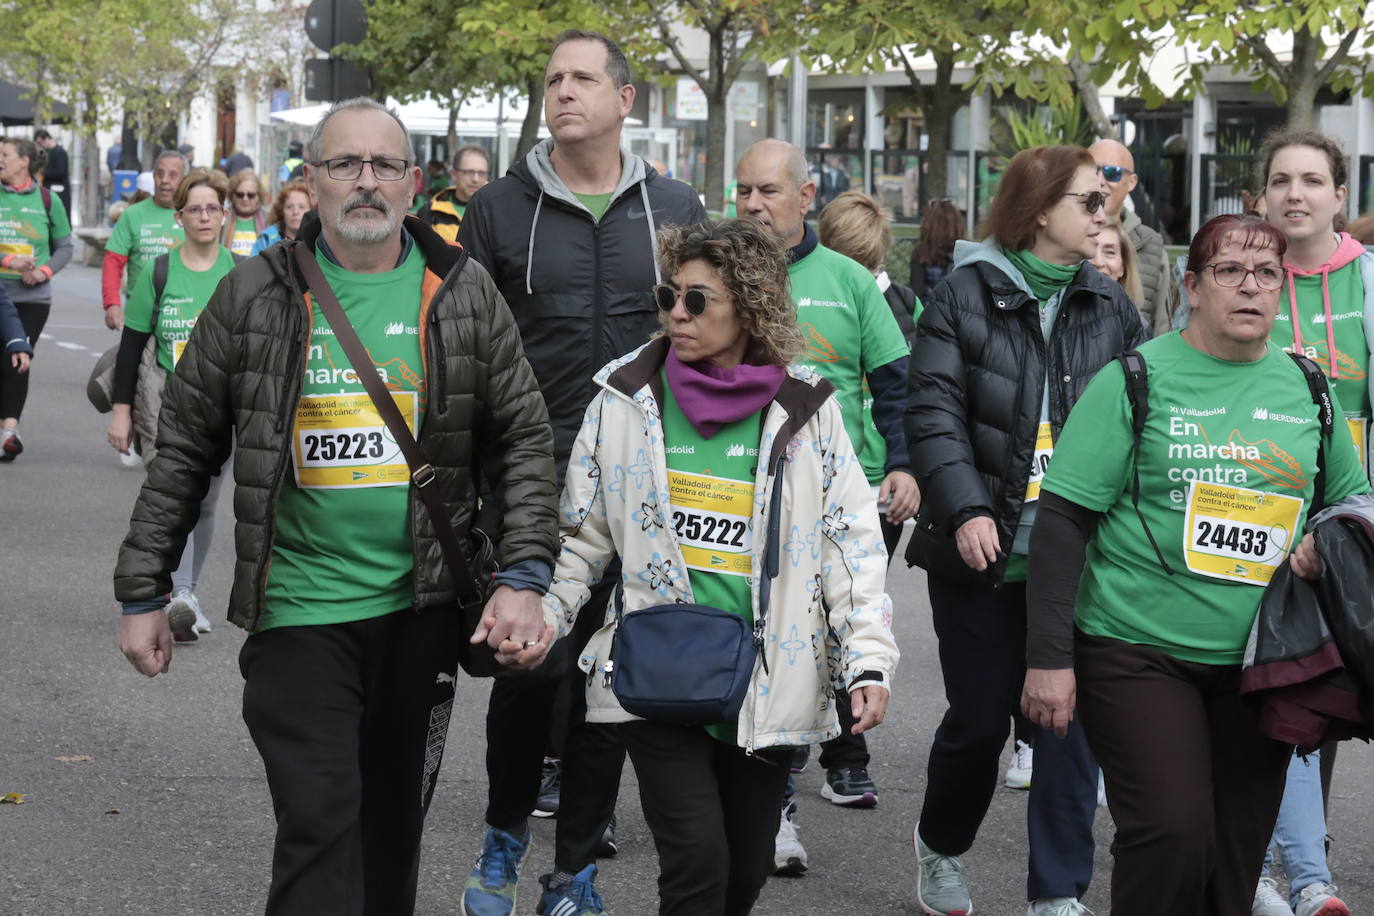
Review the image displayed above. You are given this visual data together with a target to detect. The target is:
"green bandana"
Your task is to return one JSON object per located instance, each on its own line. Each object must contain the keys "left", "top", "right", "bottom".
{"left": 1004, "top": 247, "right": 1079, "bottom": 303}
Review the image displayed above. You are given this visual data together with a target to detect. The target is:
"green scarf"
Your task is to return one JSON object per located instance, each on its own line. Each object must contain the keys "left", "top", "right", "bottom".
{"left": 1004, "top": 247, "right": 1079, "bottom": 303}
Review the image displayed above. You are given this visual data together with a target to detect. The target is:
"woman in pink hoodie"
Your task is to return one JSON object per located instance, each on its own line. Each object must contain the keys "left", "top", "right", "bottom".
{"left": 1249, "top": 128, "right": 1372, "bottom": 916}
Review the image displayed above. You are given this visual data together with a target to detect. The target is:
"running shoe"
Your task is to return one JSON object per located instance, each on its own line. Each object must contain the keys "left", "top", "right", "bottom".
{"left": 1254, "top": 876, "right": 1295, "bottom": 916}
{"left": 165, "top": 593, "right": 199, "bottom": 643}
{"left": 774, "top": 801, "right": 808, "bottom": 876}
{"left": 0, "top": 429, "right": 22, "bottom": 462}
{"left": 821, "top": 765, "right": 878, "bottom": 807}
{"left": 461, "top": 826, "right": 530, "bottom": 916}
{"left": 790, "top": 745, "right": 810, "bottom": 773}
{"left": 1027, "top": 897, "right": 1091, "bottom": 915}
{"left": 533, "top": 758, "right": 561, "bottom": 818}
{"left": 171, "top": 589, "right": 213, "bottom": 634}
{"left": 595, "top": 813, "right": 618, "bottom": 858}
{"left": 1294, "top": 883, "right": 1349, "bottom": 916}
{"left": 535, "top": 863, "right": 610, "bottom": 916}
{"left": 914, "top": 828, "right": 972, "bottom": 916}
{"left": 1006, "top": 740, "right": 1033, "bottom": 790}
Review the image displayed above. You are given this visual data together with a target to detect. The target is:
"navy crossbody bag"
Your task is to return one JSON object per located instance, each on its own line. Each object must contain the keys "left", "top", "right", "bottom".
{"left": 608, "top": 456, "right": 786, "bottom": 726}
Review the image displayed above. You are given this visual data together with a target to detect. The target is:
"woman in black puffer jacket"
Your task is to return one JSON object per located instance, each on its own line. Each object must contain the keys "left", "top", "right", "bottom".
{"left": 904, "top": 146, "right": 1147, "bottom": 916}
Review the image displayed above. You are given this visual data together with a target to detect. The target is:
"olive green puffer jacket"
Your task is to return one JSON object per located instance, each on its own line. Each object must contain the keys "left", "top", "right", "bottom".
{"left": 114, "top": 214, "right": 559, "bottom": 632}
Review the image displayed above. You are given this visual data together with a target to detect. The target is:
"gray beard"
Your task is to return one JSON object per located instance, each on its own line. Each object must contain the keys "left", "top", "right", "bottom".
{"left": 330, "top": 208, "right": 400, "bottom": 244}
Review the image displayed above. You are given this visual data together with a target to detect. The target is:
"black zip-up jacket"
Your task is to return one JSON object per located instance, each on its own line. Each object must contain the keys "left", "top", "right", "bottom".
{"left": 904, "top": 256, "right": 1147, "bottom": 584}
{"left": 114, "top": 213, "right": 559, "bottom": 631}
{"left": 458, "top": 140, "right": 706, "bottom": 478}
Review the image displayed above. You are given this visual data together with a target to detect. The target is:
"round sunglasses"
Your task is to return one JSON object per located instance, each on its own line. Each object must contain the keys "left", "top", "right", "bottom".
{"left": 1064, "top": 190, "right": 1108, "bottom": 214}
{"left": 652, "top": 284, "right": 727, "bottom": 316}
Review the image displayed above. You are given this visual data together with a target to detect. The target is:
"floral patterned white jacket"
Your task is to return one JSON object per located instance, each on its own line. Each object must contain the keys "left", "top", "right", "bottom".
{"left": 542, "top": 338, "right": 900, "bottom": 752}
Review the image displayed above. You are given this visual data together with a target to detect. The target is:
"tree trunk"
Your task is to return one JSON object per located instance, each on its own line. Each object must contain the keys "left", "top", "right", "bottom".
{"left": 446, "top": 96, "right": 461, "bottom": 159}
{"left": 1284, "top": 31, "right": 1320, "bottom": 129}
{"left": 1068, "top": 58, "right": 1116, "bottom": 141}
{"left": 80, "top": 92, "right": 101, "bottom": 226}
{"left": 917, "top": 52, "right": 968, "bottom": 205}
{"left": 117, "top": 109, "right": 140, "bottom": 172}
{"left": 515, "top": 75, "right": 544, "bottom": 161}
{"left": 705, "top": 85, "right": 728, "bottom": 214}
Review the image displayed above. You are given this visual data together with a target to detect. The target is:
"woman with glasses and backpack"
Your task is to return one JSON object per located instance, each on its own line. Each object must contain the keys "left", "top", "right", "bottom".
{"left": 906, "top": 145, "right": 1145, "bottom": 916}
{"left": 0, "top": 135, "right": 73, "bottom": 461}
{"left": 540, "top": 219, "right": 899, "bottom": 916}
{"left": 1020, "top": 212, "right": 1371, "bottom": 916}
{"left": 106, "top": 170, "right": 238, "bottom": 642}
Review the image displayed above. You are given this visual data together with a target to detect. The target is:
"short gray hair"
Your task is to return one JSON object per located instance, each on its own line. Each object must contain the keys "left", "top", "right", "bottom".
{"left": 306, "top": 97, "right": 412, "bottom": 164}
{"left": 155, "top": 149, "right": 189, "bottom": 173}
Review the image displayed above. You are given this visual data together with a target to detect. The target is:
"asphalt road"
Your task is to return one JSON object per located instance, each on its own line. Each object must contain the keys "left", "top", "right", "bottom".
{"left": 2, "top": 260, "right": 1371, "bottom": 916}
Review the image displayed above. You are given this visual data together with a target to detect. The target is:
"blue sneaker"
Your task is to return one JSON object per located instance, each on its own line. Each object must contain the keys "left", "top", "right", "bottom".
{"left": 461, "top": 826, "right": 530, "bottom": 916}
{"left": 536, "top": 864, "right": 610, "bottom": 916}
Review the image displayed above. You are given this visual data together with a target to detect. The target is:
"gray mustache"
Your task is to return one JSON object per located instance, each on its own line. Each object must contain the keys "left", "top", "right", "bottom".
{"left": 343, "top": 193, "right": 391, "bottom": 217}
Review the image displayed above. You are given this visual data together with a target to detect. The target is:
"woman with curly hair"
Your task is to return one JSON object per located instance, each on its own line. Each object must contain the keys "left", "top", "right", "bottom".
{"left": 541, "top": 218, "right": 900, "bottom": 915}
{"left": 250, "top": 179, "right": 310, "bottom": 255}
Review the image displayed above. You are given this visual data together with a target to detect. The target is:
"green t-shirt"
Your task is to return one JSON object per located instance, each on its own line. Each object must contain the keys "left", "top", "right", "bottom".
{"left": 123, "top": 247, "right": 236, "bottom": 373}
{"left": 1274, "top": 262, "right": 1371, "bottom": 471}
{"left": 228, "top": 217, "right": 259, "bottom": 258}
{"left": 790, "top": 245, "right": 908, "bottom": 476}
{"left": 107, "top": 198, "right": 185, "bottom": 296}
{"left": 261, "top": 241, "right": 428, "bottom": 630}
{"left": 859, "top": 287, "right": 922, "bottom": 484}
{"left": 0, "top": 183, "right": 71, "bottom": 274}
{"left": 574, "top": 191, "right": 613, "bottom": 221}
{"left": 1043, "top": 332, "right": 1370, "bottom": 665}
{"left": 660, "top": 371, "right": 759, "bottom": 743}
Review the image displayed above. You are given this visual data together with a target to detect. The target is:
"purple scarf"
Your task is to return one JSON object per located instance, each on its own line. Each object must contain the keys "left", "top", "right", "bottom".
{"left": 664, "top": 347, "right": 785, "bottom": 438}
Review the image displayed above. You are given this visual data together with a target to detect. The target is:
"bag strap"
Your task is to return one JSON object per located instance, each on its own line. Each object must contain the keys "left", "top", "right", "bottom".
{"left": 292, "top": 241, "right": 483, "bottom": 608}
{"left": 1117, "top": 350, "right": 1174, "bottom": 574}
{"left": 1288, "top": 351, "right": 1333, "bottom": 513}
{"left": 150, "top": 253, "right": 171, "bottom": 328}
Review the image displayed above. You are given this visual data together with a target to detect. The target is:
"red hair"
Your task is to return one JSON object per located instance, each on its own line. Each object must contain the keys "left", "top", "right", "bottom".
{"left": 1186, "top": 214, "right": 1286, "bottom": 275}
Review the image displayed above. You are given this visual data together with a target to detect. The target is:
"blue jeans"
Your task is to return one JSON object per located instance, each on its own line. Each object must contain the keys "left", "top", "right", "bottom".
{"left": 1265, "top": 750, "right": 1330, "bottom": 906}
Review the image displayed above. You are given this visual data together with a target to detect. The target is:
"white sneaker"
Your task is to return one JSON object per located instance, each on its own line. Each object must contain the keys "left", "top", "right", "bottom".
{"left": 1006, "top": 740, "right": 1033, "bottom": 789}
{"left": 1097, "top": 770, "right": 1107, "bottom": 808}
{"left": 1293, "top": 882, "right": 1349, "bottom": 916}
{"left": 773, "top": 804, "right": 807, "bottom": 876}
{"left": 1254, "top": 876, "right": 1295, "bottom": 916}
{"left": 186, "top": 592, "right": 212, "bottom": 633}
{"left": 1027, "top": 898, "right": 1092, "bottom": 915}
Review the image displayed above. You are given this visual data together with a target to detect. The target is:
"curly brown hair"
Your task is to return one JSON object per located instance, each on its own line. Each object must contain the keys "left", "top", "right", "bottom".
{"left": 268, "top": 178, "right": 311, "bottom": 237}
{"left": 655, "top": 219, "right": 802, "bottom": 366}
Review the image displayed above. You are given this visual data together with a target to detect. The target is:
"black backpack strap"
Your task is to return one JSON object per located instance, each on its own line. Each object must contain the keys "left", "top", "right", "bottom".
{"left": 150, "top": 254, "right": 171, "bottom": 327}
{"left": 1117, "top": 350, "right": 1173, "bottom": 574}
{"left": 1288, "top": 351, "right": 1334, "bottom": 513}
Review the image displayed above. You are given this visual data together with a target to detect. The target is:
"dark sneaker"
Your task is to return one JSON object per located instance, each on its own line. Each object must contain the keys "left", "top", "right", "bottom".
{"left": 596, "top": 813, "right": 618, "bottom": 858}
{"left": 461, "top": 826, "right": 530, "bottom": 916}
{"left": 0, "top": 429, "right": 22, "bottom": 462}
{"left": 789, "top": 745, "right": 810, "bottom": 773}
{"left": 536, "top": 863, "right": 610, "bottom": 916}
{"left": 533, "top": 757, "right": 561, "bottom": 818}
{"left": 821, "top": 766, "right": 878, "bottom": 807}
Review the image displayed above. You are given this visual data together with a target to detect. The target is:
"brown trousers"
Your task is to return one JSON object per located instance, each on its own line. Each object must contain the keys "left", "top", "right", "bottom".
{"left": 1075, "top": 631, "right": 1292, "bottom": 916}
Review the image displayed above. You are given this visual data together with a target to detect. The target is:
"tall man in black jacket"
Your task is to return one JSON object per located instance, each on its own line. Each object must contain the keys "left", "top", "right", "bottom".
{"left": 456, "top": 28, "right": 706, "bottom": 916}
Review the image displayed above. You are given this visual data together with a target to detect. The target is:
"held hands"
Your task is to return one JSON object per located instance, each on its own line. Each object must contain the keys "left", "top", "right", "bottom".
{"left": 1021, "top": 668, "right": 1076, "bottom": 738}
{"left": 19, "top": 268, "right": 45, "bottom": 286}
{"left": 1290, "top": 533, "right": 1322, "bottom": 580}
{"left": 118, "top": 611, "right": 173, "bottom": 677}
{"left": 471, "top": 584, "right": 554, "bottom": 669}
{"left": 955, "top": 515, "right": 1001, "bottom": 571}
{"left": 878, "top": 471, "right": 920, "bottom": 524}
{"left": 850, "top": 684, "right": 890, "bottom": 735}
{"left": 10, "top": 351, "right": 29, "bottom": 373}
{"left": 8, "top": 255, "right": 35, "bottom": 273}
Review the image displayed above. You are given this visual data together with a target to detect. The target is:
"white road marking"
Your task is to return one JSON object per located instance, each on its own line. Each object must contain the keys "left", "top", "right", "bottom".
{"left": 55, "top": 341, "right": 87, "bottom": 351}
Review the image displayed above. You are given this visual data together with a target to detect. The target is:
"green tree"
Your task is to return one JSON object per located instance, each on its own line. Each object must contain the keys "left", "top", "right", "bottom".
{"left": 1073, "top": 0, "right": 1374, "bottom": 130}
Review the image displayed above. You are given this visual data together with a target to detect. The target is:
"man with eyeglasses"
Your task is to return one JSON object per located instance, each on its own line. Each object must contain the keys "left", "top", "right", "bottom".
{"left": 417, "top": 145, "right": 489, "bottom": 242}
{"left": 102, "top": 150, "right": 187, "bottom": 330}
{"left": 1090, "top": 139, "right": 1175, "bottom": 336}
{"left": 114, "top": 97, "right": 560, "bottom": 916}
{"left": 456, "top": 28, "right": 705, "bottom": 916}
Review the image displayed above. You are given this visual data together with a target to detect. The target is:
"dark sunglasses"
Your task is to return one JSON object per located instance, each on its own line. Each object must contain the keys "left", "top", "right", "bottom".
{"left": 1099, "top": 165, "right": 1134, "bottom": 183}
{"left": 1064, "top": 191, "right": 1108, "bottom": 214}
{"left": 653, "top": 284, "right": 724, "bottom": 316}
{"left": 233, "top": 190, "right": 259, "bottom": 199}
